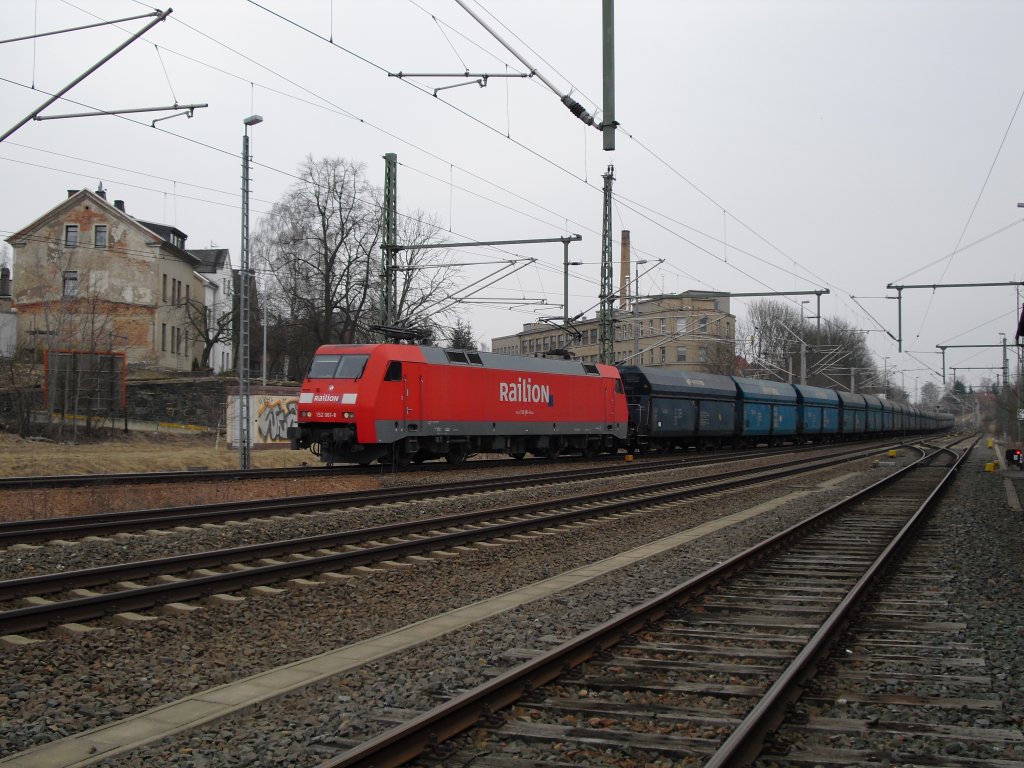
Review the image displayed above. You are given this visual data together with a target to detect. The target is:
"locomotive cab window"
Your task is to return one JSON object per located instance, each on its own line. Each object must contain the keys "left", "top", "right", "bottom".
{"left": 384, "top": 361, "right": 403, "bottom": 381}
{"left": 307, "top": 353, "right": 369, "bottom": 380}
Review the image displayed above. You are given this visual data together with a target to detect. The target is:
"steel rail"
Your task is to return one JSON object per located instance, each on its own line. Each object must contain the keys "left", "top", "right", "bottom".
{"left": 0, "top": 444, "right": 894, "bottom": 634}
{"left": 0, "top": 443, "right": 888, "bottom": 603}
{"left": 0, "top": 454, "right": 548, "bottom": 491}
{"left": 0, "top": 455, "right": 692, "bottom": 543}
{"left": 703, "top": 435, "right": 977, "bottom": 766}
{"left": 0, "top": 443, "right": 874, "bottom": 544}
{"left": 315, "top": 439, "right": 969, "bottom": 768}
{"left": 0, "top": 437, "right": 905, "bottom": 491}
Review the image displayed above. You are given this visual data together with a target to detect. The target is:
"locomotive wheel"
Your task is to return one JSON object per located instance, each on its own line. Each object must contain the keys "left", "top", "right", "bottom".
{"left": 383, "top": 447, "right": 411, "bottom": 466}
{"left": 445, "top": 446, "right": 469, "bottom": 465}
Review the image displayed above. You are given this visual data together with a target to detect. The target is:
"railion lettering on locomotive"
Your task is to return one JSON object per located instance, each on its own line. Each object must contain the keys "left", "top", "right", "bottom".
{"left": 499, "top": 377, "right": 553, "bottom": 406}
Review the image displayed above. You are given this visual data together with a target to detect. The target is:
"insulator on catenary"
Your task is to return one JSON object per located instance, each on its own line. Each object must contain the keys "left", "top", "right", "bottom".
{"left": 561, "top": 95, "right": 596, "bottom": 127}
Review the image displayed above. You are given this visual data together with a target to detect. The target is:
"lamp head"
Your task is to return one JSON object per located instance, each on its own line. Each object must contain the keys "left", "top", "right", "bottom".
{"left": 243, "top": 114, "right": 263, "bottom": 127}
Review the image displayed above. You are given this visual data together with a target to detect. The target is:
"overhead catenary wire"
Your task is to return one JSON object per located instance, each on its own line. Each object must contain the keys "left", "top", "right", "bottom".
{"left": 10, "top": 1, "right": 1011, "bottom": 359}
{"left": 58, "top": 0, "right": 826, "bottom": 309}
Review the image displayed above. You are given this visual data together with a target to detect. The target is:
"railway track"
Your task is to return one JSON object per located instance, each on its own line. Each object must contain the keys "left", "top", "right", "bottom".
{"left": 758, "top": 498, "right": 1024, "bottom": 764}
{"left": 0, "top": 447, "right": 779, "bottom": 491}
{"left": 314, "top": 436, "right": 979, "bottom": 767}
{"left": 0, "top": 439, "right": 905, "bottom": 493}
{"left": 0, "top": 443, "right": 895, "bottom": 637}
{"left": 0, "top": 442, "right": 884, "bottom": 545}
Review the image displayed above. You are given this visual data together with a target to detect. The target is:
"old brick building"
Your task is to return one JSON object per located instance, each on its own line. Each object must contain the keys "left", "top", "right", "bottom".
{"left": 5, "top": 186, "right": 229, "bottom": 371}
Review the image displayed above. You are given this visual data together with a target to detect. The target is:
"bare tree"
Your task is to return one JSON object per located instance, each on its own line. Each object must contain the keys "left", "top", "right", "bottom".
{"left": 0, "top": 338, "right": 42, "bottom": 436}
{"left": 182, "top": 296, "right": 232, "bottom": 370}
{"left": 703, "top": 339, "right": 740, "bottom": 375}
{"left": 252, "top": 156, "right": 460, "bottom": 375}
{"left": 391, "top": 209, "right": 461, "bottom": 338}
{"left": 252, "top": 156, "right": 381, "bottom": 374}
{"left": 739, "top": 300, "right": 877, "bottom": 389}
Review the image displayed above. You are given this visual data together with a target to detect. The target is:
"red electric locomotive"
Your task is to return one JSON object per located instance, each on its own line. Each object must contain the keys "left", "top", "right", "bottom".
{"left": 288, "top": 344, "right": 628, "bottom": 465}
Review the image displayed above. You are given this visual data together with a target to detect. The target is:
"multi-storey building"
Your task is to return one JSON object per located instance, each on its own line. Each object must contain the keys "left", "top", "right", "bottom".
{"left": 491, "top": 290, "right": 737, "bottom": 373}
{"left": 5, "top": 186, "right": 233, "bottom": 372}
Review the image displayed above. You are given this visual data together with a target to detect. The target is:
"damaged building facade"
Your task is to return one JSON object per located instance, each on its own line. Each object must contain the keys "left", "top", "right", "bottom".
{"left": 4, "top": 186, "right": 235, "bottom": 373}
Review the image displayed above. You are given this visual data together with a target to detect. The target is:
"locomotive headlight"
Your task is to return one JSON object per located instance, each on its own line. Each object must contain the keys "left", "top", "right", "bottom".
{"left": 343, "top": 411, "right": 355, "bottom": 419}
{"left": 301, "top": 410, "right": 312, "bottom": 418}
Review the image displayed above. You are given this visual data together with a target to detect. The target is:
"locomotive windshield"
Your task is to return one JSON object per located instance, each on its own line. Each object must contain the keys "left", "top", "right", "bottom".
{"left": 306, "top": 353, "right": 369, "bottom": 380}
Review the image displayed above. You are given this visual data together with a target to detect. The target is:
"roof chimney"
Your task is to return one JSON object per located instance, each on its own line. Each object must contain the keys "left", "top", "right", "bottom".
{"left": 67, "top": 189, "right": 78, "bottom": 198}
{"left": 95, "top": 182, "right": 106, "bottom": 200}
{"left": 619, "top": 230, "right": 631, "bottom": 312}
{"left": 114, "top": 200, "right": 125, "bottom": 212}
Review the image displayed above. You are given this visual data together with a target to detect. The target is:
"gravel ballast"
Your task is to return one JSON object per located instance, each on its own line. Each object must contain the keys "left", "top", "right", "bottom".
{"left": 3, "top": 442, "right": 1020, "bottom": 767}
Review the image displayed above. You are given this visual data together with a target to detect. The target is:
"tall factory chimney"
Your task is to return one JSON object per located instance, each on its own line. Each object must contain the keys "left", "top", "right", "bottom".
{"left": 619, "top": 230, "right": 631, "bottom": 312}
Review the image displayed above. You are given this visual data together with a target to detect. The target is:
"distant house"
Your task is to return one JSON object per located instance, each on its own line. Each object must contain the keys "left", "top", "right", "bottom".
{"left": 4, "top": 185, "right": 233, "bottom": 372}
{"left": 189, "top": 248, "right": 234, "bottom": 374}
{"left": 491, "top": 292, "right": 738, "bottom": 373}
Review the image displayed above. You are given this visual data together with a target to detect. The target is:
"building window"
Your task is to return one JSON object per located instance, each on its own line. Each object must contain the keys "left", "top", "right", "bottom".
{"left": 660, "top": 318, "right": 666, "bottom": 334}
{"left": 699, "top": 316, "right": 709, "bottom": 333}
{"left": 161, "top": 323, "right": 167, "bottom": 351}
{"left": 676, "top": 316, "right": 687, "bottom": 333}
{"left": 185, "top": 284, "right": 190, "bottom": 306}
{"left": 64, "top": 225, "right": 78, "bottom": 248}
{"left": 676, "top": 346, "right": 687, "bottom": 362}
{"left": 94, "top": 225, "right": 107, "bottom": 248}
{"left": 698, "top": 346, "right": 708, "bottom": 363}
{"left": 62, "top": 270, "right": 78, "bottom": 297}
{"left": 162, "top": 274, "right": 168, "bottom": 303}
{"left": 660, "top": 346, "right": 666, "bottom": 363}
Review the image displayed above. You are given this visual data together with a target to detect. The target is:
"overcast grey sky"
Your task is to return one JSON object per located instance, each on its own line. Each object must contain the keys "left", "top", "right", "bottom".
{"left": 2, "top": 0, "right": 1022, "bottom": 390}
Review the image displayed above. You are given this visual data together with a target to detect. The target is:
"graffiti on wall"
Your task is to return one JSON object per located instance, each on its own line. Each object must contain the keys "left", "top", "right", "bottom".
{"left": 254, "top": 396, "right": 297, "bottom": 445}
{"left": 228, "top": 392, "right": 299, "bottom": 449}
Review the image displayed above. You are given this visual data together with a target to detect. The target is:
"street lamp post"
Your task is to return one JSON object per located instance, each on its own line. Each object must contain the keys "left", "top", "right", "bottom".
{"left": 238, "top": 113, "right": 262, "bottom": 470}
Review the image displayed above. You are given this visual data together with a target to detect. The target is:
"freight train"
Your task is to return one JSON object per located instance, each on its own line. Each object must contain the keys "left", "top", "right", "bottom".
{"left": 287, "top": 344, "right": 954, "bottom": 466}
